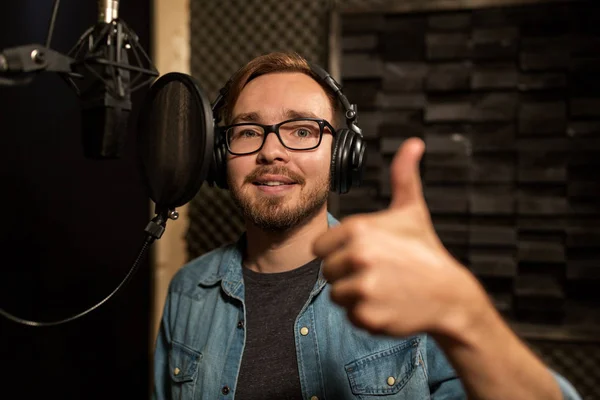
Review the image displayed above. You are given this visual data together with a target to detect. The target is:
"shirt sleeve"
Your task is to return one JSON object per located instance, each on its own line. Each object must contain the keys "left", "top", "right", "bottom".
{"left": 551, "top": 369, "right": 583, "bottom": 400}
{"left": 424, "top": 335, "right": 466, "bottom": 399}
{"left": 152, "top": 292, "right": 173, "bottom": 400}
{"left": 424, "top": 335, "right": 583, "bottom": 400}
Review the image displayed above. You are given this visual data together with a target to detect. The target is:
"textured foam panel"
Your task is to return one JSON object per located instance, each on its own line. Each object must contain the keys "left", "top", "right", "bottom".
{"left": 188, "top": 0, "right": 331, "bottom": 259}
{"left": 186, "top": 0, "right": 600, "bottom": 393}
{"left": 338, "top": 1, "right": 600, "bottom": 330}
{"left": 528, "top": 339, "right": 600, "bottom": 400}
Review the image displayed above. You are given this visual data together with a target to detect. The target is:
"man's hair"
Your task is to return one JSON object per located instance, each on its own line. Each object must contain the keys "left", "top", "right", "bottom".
{"left": 219, "top": 52, "right": 341, "bottom": 128}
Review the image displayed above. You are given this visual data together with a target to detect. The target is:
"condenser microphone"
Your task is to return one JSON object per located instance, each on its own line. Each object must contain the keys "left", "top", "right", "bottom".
{"left": 0, "top": 0, "right": 158, "bottom": 159}
{"left": 62, "top": 0, "right": 159, "bottom": 159}
{"left": 70, "top": 0, "right": 135, "bottom": 159}
{"left": 79, "top": 0, "right": 130, "bottom": 159}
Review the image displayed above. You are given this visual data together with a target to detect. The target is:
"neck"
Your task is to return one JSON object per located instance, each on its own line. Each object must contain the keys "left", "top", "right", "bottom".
{"left": 243, "top": 206, "right": 329, "bottom": 273}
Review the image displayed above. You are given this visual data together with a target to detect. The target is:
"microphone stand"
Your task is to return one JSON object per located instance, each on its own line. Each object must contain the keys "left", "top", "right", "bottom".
{"left": 145, "top": 207, "right": 180, "bottom": 241}
{"left": 0, "top": 0, "right": 163, "bottom": 327}
{"left": 0, "top": 0, "right": 158, "bottom": 91}
{"left": 0, "top": 209, "right": 175, "bottom": 327}
{"left": 0, "top": 44, "right": 76, "bottom": 86}
{"left": 0, "top": 0, "right": 73, "bottom": 86}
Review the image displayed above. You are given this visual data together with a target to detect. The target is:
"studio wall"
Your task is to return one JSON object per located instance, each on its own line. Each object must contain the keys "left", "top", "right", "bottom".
{"left": 336, "top": 1, "right": 600, "bottom": 397}
{"left": 181, "top": 0, "right": 599, "bottom": 398}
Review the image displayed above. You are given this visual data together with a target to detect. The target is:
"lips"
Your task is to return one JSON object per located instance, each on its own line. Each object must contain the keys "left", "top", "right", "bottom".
{"left": 252, "top": 174, "right": 296, "bottom": 186}
{"left": 245, "top": 166, "right": 306, "bottom": 188}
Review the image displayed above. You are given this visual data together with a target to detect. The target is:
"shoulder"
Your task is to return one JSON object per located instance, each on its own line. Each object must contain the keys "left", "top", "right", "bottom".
{"left": 168, "top": 243, "right": 236, "bottom": 293}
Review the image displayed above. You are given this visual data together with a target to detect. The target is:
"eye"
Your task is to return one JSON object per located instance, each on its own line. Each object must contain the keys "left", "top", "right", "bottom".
{"left": 295, "top": 128, "right": 311, "bottom": 138}
{"left": 241, "top": 129, "right": 259, "bottom": 138}
{"left": 229, "top": 126, "right": 263, "bottom": 140}
{"left": 287, "top": 124, "right": 319, "bottom": 138}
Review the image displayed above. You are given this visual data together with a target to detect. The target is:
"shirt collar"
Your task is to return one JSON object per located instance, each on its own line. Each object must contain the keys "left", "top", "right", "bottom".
{"left": 197, "top": 212, "right": 340, "bottom": 294}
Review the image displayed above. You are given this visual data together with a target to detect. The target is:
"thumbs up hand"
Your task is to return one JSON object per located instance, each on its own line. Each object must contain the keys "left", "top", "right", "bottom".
{"left": 313, "top": 137, "right": 487, "bottom": 338}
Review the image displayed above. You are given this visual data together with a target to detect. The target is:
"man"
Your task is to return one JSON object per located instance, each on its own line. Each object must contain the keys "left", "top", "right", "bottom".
{"left": 153, "top": 52, "right": 581, "bottom": 399}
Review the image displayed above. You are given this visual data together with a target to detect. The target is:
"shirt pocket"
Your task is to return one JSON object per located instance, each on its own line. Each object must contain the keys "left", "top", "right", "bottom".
{"left": 169, "top": 340, "right": 203, "bottom": 384}
{"left": 344, "top": 337, "right": 420, "bottom": 397}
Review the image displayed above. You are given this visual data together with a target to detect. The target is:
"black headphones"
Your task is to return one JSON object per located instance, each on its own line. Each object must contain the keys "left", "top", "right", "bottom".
{"left": 206, "top": 62, "right": 366, "bottom": 194}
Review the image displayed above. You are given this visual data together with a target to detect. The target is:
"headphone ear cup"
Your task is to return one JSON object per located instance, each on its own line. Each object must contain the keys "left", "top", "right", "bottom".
{"left": 330, "top": 129, "right": 350, "bottom": 194}
{"left": 206, "top": 152, "right": 218, "bottom": 187}
{"left": 207, "top": 132, "right": 229, "bottom": 189}
{"left": 214, "top": 140, "right": 229, "bottom": 189}
{"left": 349, "top": 133, "right": 366, "bottom": 189}
{"left": 331, "top": 129, "right": 366, "bottom": 194}
{"left": 338, "top": 130, "right": 355, "bottom": 195}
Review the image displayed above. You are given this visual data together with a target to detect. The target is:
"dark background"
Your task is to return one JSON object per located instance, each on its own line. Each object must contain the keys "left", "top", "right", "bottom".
{"left": 1, "top": 0, "right": 598, "bottom": 399}
{"left": 0, "top": 1, "right": 152, "bottom": 398}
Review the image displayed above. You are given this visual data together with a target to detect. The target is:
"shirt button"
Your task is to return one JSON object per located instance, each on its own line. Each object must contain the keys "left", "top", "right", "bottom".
{"left": 300, "top": 326, "right": 309, "bottom": 336}
{"left": 222, "top": 386, "right": 230, "bottom": 395}
{"left": 173, "top": 367, "right": 180, "bottom": 375}
{"left": 237, "top": 320, "right": 244, "bottom": 329}
{"left": 387, "top": 376, "right": 396, "bottom": 386}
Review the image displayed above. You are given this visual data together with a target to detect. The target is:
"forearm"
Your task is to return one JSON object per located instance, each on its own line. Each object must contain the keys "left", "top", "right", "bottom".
{"left": 434, "top": 287, "right": 562, "bottom": 400}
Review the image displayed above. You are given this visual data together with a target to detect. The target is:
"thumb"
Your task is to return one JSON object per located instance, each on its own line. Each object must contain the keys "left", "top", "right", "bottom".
{"left": 389, "top": 137, "right": 426, "bottom": 209}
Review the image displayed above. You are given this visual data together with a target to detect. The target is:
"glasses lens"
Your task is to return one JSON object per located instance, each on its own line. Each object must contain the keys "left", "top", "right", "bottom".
{"left": 279, "top": 120, "right": 321, "bottom": 150}
{"left": 226, "top": 125, "right": 264, "bottom": 154}
{"left": 225, "top": 119, "right": 323, "bottom": 154}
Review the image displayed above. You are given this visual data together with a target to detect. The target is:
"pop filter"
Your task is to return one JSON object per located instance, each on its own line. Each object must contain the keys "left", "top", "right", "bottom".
{"left": 0, "top": 72, "right": 216, "bottom": 327}
{"left": 137, "top": 72, "right": 214, "bottom": 214}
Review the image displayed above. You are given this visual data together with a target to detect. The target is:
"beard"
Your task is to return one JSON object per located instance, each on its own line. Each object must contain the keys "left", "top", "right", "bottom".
{"left": 228, "top": 165, "right": 330, "bottom": 233}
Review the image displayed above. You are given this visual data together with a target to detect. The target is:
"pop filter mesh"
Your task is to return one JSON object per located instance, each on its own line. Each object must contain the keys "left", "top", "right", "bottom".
{"left": 138, "top": 76, "right": 212, "bottom": 210}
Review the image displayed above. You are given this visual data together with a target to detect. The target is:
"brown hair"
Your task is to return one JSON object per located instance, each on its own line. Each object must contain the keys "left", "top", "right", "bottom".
{"left": 219, "top": 52, "right": 340, "bottom": 127}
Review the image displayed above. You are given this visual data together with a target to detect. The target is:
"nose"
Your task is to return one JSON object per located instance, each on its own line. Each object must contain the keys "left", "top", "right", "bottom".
{"left": 256, "top": 131, "right": 290, "bottom": 164}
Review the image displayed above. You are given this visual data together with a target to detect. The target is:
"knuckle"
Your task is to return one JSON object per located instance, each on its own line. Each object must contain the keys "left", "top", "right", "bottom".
{"left": 321, "top": 262, "right": 334, "bottom": 281}
{"left": 344, "top": 216, "right": 370, "bottom": 238}
{"left": 350, "top": 306, "right": 383, "bottom": 332}
{"left": 348, "top": 248, "right": 370, "bottom": 269}
{"left": 355, "top": 274, "right": 377, "bottom": 299}
{"left": 353, "top": 281, "right": 369, "bottom": 300}
{"left": 349, "top": 306, "right": 370, "bottom": 327}
{"left": 329, "top": 286, "right": 342, "bottom": 303}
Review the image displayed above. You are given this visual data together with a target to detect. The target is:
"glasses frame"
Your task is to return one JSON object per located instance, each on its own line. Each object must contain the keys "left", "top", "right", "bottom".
{"left": 219, "top": 117, "right": 336, "bottom": 156}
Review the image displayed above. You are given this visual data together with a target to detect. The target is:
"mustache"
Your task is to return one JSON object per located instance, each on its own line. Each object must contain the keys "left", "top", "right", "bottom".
{"left": 244, "top": 166, "right": 305, "bottom": 185}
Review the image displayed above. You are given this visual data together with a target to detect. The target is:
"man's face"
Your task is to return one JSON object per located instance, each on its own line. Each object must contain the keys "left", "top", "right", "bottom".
{"left": 226, "top": 72, "right": 334, "bottom": 232}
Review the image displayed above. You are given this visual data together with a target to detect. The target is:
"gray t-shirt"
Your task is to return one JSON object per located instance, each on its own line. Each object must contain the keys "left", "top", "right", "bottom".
{"left": 235, "top": 258, "right": 321, "bottom": 400}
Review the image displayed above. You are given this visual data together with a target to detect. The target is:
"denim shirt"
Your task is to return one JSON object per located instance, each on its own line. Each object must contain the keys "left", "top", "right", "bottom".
{"left": 153, "top": 214, "right": 581, "bottom": 400}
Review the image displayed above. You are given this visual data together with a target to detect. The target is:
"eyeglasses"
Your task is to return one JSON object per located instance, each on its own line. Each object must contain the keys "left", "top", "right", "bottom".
{"left": 220, "top": 118, "right": 336, "bottom": 156}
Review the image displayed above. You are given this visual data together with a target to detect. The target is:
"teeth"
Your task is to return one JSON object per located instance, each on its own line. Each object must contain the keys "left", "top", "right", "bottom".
{"left": 261, "top": 181, "right": 287, "bottom": 186}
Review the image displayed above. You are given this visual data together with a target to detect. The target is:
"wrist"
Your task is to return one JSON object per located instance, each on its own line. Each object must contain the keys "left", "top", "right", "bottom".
{"left": 432, "top": 263, "right": 500, "bottom": 347}
{"left": 430, "top": 269, "right": 565, "bottom": 400}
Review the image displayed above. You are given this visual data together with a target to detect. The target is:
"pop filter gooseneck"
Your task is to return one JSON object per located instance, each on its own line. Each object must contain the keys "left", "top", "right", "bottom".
{"left": 0, "top": 73, "right": 214, "bottom": 326}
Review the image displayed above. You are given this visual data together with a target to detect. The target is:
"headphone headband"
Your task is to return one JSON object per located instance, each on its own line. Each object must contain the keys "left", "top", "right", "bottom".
{"left": 211, "top": 81, "right": 231, "bottom": 125}
{"left": 212, "top": 62, "right": 361, "bottom": 135}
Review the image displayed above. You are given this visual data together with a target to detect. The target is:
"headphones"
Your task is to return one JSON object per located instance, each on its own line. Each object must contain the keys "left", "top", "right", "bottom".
{"left": 206, "top": 62, "right": 366, "bottom": 194}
